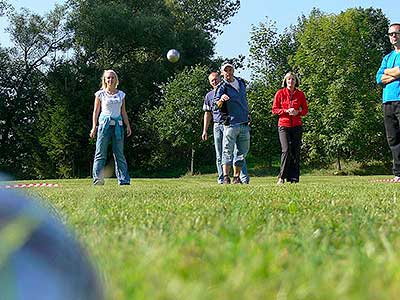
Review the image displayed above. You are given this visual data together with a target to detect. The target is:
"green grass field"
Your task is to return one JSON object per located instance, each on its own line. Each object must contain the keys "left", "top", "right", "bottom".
{"left": 17, "top": 175, "right": 400, "bottom": 299}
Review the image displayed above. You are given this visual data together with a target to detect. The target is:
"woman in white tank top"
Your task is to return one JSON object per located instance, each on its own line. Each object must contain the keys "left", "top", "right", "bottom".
{"left": 89, "top": 70, "right": 132, "bottom": 185}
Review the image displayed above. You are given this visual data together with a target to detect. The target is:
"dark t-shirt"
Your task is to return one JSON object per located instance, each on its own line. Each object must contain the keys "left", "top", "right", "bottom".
{"left": 203, "top": 89, "right": 224, "bottom": 124}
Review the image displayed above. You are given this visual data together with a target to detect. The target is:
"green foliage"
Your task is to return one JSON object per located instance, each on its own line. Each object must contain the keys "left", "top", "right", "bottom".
{"left": 292, "top": 8, "right": 391, "bottom": 167}
{"left": 28, "top": 176, "right": 400, "bottom": 299}
{"left": 7, "top": 5, "right": 71, "bottom": 67}
{"left": 35, "top": 63, "right": 98, "bottom": 178}
{"left": 248, "top": 17, "right": 296, "bottom": 83}
{"left": 0, "top": 6, "right": 72, "bottom": 179}
{"left": 166, "top": 0, "right": 240, "bottom": 36}
{"left": 144, "top": 65, "right": 212, "bottom": 172}
{"left": 247, "top": 82, "right": 280, "bottom": 166}
{"left": 68, "top": 0, "right": 215, "bottom": 104}
{"left": 1, "top": 2, "right": 396, "bottom": 178}
{"left": 0, "top": 0, "right": 11, "bottom": 17}
{"left": 62, "top": 0, "right": 232, "bottom": 177}
{"left": 247, "top": 18, "right": 296, "bottom": 165}
{"left": 0, "top": 50, "right": 50, "bottom": 178}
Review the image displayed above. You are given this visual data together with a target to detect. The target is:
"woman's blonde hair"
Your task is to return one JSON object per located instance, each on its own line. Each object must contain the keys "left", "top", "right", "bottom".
{"left": 101, "top": 69, "right": 119, "bottom": 90}
{"left": 282, "top": 71, "right": 300, "bottom": 88}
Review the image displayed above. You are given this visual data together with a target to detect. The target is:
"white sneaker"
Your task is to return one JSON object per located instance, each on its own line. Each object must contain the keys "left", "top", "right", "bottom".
{"left": 277, "top": 178, "right": 284, "bottom": 185}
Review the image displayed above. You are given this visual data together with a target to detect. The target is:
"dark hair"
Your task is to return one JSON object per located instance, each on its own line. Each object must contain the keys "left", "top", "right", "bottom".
{"left": 282, "top": 72, "right": 300, "bottom": 88}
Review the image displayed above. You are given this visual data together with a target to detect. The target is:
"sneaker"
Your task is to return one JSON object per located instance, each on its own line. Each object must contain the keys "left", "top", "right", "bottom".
{"left": 232, "top": 176, "right": 242, "bottom": 184}
{"left": 289, "top": 178, "right": 299, "bottom": 183}
{"left": 119, "top": 182, "right": 130, "bottom": 186}
{"left": 93, "top": 179, "right": 104, "bottom": 186}
{"left": 241, "top": 177, "right": 250, "bottom": 184}
{"left": 223, "top": 175, "right": 231, "bottom": 184}
{"left": 277, "top": 178, "right": 284, "bottom": 185}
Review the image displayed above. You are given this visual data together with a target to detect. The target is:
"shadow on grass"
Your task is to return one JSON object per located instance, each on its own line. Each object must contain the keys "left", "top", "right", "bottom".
{"left": 302, "top": 161, "right": 393, "bottom": 176}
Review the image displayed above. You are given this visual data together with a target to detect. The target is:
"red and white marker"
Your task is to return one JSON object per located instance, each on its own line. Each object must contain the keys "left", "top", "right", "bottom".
{"left": 0, "top": 183, "right": 60, "bottom": 189}
{"left": 371, "top": 178, "right": 400, "bottom": 183}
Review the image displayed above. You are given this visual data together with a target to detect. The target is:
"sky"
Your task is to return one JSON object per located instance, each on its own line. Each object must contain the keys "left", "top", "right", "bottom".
{"left": 0, "top": 0, "right": 398, "bottom": 80}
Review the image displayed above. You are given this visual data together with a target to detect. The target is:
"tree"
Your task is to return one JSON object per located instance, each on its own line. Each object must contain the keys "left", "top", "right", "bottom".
{"left": 35, "top": 62, "right": 98, "bottom": 178}
{"left": 291, "top": 8, "right": 391, "bottom": 169}
{"left": 247, "top": 18, "right": 296, "bottom": 166}
{"left": 64, "top": 0, "right": 239, "bottom": 177}
{"left": 1, "top": 0, "right": 241, "bottom": 179}
{"left": 167, "top": 0, "right": 240, "bottom": 36}
{"left": 0, "top": 0, "right": 10, "bottom": 16}
{"left": 0, "top": 5, "right": 71, "bottom": 178}
{"left": 145, "top": 65, "right": 211, "bottom": 174}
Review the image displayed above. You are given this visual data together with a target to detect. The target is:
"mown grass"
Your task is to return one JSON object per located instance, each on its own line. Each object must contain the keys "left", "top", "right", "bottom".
{"left": 18, "top": 175, "right": 400, "bottom": 300}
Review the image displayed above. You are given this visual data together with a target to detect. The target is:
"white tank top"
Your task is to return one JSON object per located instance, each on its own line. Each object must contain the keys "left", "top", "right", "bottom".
{"left": 95, "top": 89, "right": 126, "bottom": 118}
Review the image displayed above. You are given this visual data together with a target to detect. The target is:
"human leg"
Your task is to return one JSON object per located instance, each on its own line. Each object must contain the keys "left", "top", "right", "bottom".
{"left": 213, "top": 123, "right": 224, "bottom": 184}
{"left": 383, "top": 102, "right": 400, "bottom": 176}
{"left": 92, "top": 125, "right": 112, "bottom": 185}
{"left": 288, "top": 126, "right": 302, "bottom": 182}
{"left": 222, "top": 125, "right": 239, "bottom": 183}
{"left": 239, "top": 160, "right": 249, "bottom": 184}
{"left": 111, "top": 130, "right": 130, "bottom": 185}
{"left": 234, "top": 144, "right": 249, "bottom": 184}
{"left": 278, "top": 126, "right": 290, "bottom": 182}
{"left": 233, "top": 124, "right": 250, "bottom": 183}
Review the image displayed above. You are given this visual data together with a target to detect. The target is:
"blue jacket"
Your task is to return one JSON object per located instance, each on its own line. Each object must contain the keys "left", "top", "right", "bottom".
{"left": 213, "top": 77, "right": 249, "bottom": 125}
{"left": 376, "top": 50, "right": 400, "bottom": 103}
{"left": 98, "top": 114, "right": 123, "bottom": 140}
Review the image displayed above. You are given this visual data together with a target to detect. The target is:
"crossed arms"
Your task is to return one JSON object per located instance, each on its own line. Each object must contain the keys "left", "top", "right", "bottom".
{"left": 381, "top": 66, "right": 400, "bottom": 84}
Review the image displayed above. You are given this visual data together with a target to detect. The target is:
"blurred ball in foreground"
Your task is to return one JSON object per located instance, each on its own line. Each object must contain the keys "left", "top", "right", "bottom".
{"left": 0, "top": 189, "right": 104, "bottom": 300}
{"left": 167, "top": 49, "right": 180, "bottom": 63}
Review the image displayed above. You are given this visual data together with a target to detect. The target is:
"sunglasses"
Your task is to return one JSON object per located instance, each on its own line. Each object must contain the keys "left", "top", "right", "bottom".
{"left": 387, "top": 31, "right": 400, "bottom": 37}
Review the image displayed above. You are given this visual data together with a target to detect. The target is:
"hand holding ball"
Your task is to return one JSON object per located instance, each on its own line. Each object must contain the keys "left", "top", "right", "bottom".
{"left": 167, "top": 49, "right": 180, "bottom": 63}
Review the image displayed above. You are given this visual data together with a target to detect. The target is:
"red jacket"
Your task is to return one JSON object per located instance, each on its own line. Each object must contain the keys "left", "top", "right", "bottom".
{"left": 272, "top": 88, "right": 308, "bottom": 127}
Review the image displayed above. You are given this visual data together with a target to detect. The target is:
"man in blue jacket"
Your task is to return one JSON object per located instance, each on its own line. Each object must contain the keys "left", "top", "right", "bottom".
{"left": 214, "top": 62, "right": 251, "bottom": 184}
{"left": 202, "top": 71, "right": 249, "bottom": 184}
{"left": 376, "top": 23, "right": 400, "bottom": 181}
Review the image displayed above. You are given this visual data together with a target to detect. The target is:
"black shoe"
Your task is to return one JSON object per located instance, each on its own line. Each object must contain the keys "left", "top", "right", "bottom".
{"left": 223, "top": 175, "right": 231, "bottom": 184}
{"left": 232, "top": 176, "right": 242, "bottom": 184}
{"left": 119, "top": 182, "right": 130, "bottom": 186}
{"left": 289, "top": 178, "right": 299, "bottom": 183}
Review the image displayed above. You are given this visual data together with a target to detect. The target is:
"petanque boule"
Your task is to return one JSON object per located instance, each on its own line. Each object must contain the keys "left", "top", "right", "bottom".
{"left": 166, "top": 49, "right": 180, "bottom": 63}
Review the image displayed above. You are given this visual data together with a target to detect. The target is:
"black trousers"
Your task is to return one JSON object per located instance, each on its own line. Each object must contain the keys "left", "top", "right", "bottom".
{"left": 278, "top": 126, "right": 302, "bottom": 182}
{"left": 383, "top": 102, "right": 400, "bottom": 176}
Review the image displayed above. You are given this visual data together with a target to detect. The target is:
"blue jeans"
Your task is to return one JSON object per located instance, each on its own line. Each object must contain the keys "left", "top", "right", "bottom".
{"left": 219, "top": 123, "right": 250, "bottom": 182}
{"left": 92, "top": 124, "right": 130, "bottom": 185}
{"left": 213, "top": 123, "right": 225, "bottom": 184}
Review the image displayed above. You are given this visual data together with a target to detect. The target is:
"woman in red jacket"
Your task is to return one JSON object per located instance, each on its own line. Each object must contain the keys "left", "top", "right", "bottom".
{"left": 272, "top": 72, "right": 308, "bottom": 184}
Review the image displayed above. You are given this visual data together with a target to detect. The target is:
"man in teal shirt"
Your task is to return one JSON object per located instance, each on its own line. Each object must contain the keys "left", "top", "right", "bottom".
{"left": 376, "top": 23, "right": 400, "bottom": 181}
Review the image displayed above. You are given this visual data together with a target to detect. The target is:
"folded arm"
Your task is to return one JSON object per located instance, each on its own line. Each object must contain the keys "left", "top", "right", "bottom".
{"left": 384, "top": 66, "right": 400, "bottom": 78}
